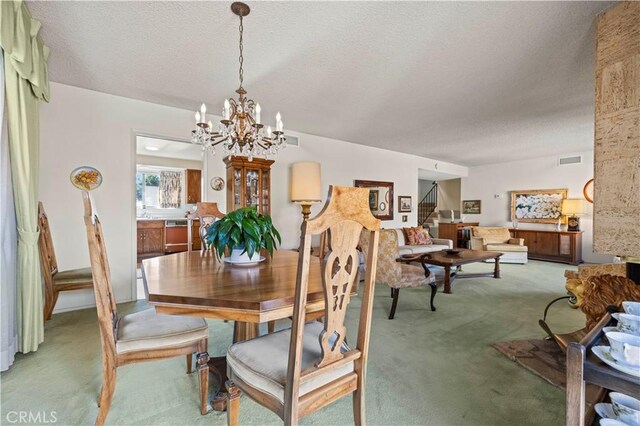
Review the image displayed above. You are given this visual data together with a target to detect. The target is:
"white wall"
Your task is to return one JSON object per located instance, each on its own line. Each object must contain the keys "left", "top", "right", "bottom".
{"left": 418, "top": 179, "right": 435, "bottom": 200}
{"left": 460, "top": 150, "right": 613, "bottom": 263}
{"left": 437, "top": 178, "right": 461, "bottom": 211}
{"left": 40, "top": 82, "right": 468, "bottom": 313}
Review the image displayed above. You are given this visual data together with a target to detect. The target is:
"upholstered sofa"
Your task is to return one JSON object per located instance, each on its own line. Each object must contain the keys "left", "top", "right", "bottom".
{"left": 469, "top": 227, "right": 528, "bottom": 264}
{"left": 393, "top": 229, "right": 452, "bottom": 256}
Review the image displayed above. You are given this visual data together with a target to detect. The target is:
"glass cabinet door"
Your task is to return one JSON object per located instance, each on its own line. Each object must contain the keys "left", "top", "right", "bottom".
{"left": 233, "top": 168, "right": 242, "bottom": 210}
{"left": 245, "top": 169, "right": 260, "bottom": 209}
{"left": 261, "top": 170, "right": 270, "bottom": 214}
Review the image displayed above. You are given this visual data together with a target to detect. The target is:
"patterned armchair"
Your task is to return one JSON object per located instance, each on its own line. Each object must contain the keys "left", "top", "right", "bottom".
{"left": 360, "top": 229, "right": 437, "bottom": 319}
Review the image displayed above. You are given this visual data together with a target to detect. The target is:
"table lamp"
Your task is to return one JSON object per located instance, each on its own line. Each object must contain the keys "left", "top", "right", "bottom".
{"left": 561, "top": 199, "right": 586, "bottom": 231}
{"left": 290, "top": 162, "right": 322, "bottom": 220}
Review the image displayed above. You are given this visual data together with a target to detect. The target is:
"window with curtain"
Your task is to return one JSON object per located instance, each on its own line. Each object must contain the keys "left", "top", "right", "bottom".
{"left": 159, "top": 171, "right": 182, "bottom": 208}
{"left": 135, "top": 167, "right": 183, "bottom": 209}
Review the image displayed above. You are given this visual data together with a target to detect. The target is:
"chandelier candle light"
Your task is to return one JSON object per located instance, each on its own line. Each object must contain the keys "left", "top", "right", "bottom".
{"left": 191, "top": 2, "right": 285, "bottom": 161}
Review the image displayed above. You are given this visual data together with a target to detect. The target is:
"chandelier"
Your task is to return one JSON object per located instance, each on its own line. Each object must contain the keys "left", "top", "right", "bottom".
{"left": 191, "top": 2, "right": 285, "bottom": 161}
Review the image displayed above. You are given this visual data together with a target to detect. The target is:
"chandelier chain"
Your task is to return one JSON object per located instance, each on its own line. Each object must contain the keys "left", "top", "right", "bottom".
{"left": 238, "top": 15, "right": 244, "bottom": 89}
{"left": 191, "top": 2, "right": 285, "bottom": 162}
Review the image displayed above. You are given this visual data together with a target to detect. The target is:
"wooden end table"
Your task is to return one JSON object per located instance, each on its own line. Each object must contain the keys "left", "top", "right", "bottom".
{"left": 419, "top": 249, "right": 502, "bottom": 293}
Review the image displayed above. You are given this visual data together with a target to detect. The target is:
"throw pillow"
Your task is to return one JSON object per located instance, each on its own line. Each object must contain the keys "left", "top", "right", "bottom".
{"left": 403, "top": 227, "right": 417, "bottom": 245}
{"left": 414, "top": 227, "right": 433, "bottom": 245}
{"left": 403, "top": 227, "right": 433, "bottom": 245}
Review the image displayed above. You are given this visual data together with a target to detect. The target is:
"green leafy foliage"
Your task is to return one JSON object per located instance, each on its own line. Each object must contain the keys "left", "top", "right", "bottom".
{"left": 205, "top": 207, "right": 281, "bottom": 259}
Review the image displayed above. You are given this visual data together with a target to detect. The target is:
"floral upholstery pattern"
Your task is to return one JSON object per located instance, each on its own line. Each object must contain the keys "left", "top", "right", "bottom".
{"left": 402, "top": 227, "right": 432, "bottom": 246}
{"left": 360, "top": 229, "right": 435, "bottom": 289}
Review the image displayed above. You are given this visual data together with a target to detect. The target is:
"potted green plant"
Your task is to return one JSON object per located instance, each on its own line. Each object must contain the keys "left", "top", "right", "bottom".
{"left": 205, "top": 206, "right": 281, "bottom": 263}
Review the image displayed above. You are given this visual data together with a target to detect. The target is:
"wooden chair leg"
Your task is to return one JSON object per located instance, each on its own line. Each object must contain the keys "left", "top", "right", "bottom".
{"left": 353, "top": 387, "right": 365, "bottom": 426}
{"left": 268, "top": 320, "right": 275, "bottom": 334}
{"left": 389, "top": 288, "right": 399, "bottom": 320}
{"left": 96, "top": 367, "right": 116, "bottom": 426}
{"left": 197, "top": 352, "right": 210, "bottom": 415}
{"left": 429, "top": 283, "right": 437, "bottom": 312}
{"left": 226, "top": 380, "right": 241, "bottom": 426}
{"left": 186, "top": 353, "right": 193, "bottom": 374}
{"left": 390, "top": 287, "right": 393, "bottom": 298}
{"left": 44, "top": 290, "right": 59, "bottom": 321}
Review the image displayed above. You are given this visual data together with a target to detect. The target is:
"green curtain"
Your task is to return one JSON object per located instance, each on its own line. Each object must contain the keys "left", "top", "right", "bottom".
{"left": 1, "top": 0, "right": 50, "bottom": 353}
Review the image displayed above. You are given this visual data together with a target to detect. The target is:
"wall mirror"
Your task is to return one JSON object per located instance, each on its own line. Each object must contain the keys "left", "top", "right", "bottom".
{"left": 354, "top": 180, "right": 394, "bottom": 220}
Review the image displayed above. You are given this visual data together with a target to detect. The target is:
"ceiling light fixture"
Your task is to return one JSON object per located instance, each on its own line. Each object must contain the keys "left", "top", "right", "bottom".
{"left": 191, "top": 2, "right": 285, "bottom": 162}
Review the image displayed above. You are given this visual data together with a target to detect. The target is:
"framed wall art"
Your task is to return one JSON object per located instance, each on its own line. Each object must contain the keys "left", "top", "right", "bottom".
{"left": 398, "top": 196, "right": 412, "bottom": 212}
{"left": 510, "top": 189, "right": 568, "bottom": 223}
{"left": 462, "top": 200, "right": 481, "bottom": 214}
{"left": 354, "top": 180, "right": 394, "bottom": 220}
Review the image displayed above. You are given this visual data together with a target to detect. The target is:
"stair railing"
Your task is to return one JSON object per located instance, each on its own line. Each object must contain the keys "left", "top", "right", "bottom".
{"left": 418, "top": 183, "right": 438, "bottom": 226}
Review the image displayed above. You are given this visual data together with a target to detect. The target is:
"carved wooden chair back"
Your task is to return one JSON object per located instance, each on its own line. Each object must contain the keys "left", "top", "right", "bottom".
{"left": 38, "top": 202, "right": 58, "bottom": 292}
{"left": 285, "top": 185, "right": 380, "bottom": 420}
{"left": 187, "top": 202, "right": 225, "bottom": 252}
{"left": 81, "top": 191, "right": 118, "bottom": 364}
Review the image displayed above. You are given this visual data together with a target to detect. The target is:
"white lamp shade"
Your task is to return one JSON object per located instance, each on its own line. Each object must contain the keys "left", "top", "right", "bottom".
{"left": 562, "top": 199, "right": 586, "bottom": 215}
{"left": 290, "top": 162, "right": 322, "bottom": 202}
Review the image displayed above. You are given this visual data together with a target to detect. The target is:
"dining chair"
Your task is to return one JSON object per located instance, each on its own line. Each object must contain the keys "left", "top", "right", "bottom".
{"left": 79, "top": 191, "right": 210, "bottom": 425}
{"left": 38, "top": 201, "right": 94, "bottom": 320}
{"left": 187, "top": 202, "right": 225, "bottom": 252}
{"left": 359, "top": 229, "right": 437, "bottom": 319}
{"left": 225, "top": 185, "right": 381, "bottom": 425}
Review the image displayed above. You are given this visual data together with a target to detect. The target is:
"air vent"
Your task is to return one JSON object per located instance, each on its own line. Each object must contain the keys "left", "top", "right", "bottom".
{"left": 284, "top": 135, "right": 299, "bottom": 147}
{"left": 558, "top": 155, "right": 582, "bottom": 166}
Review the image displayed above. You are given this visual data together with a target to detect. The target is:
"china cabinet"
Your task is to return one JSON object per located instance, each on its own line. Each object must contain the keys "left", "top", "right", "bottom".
{"left": 224, "top": 157, "right": 274, "bottom": 215}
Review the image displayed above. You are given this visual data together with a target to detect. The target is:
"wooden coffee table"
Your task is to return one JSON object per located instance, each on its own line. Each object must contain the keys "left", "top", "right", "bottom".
{"left": 420, "top": 249, "right": 502, "bottom": 293}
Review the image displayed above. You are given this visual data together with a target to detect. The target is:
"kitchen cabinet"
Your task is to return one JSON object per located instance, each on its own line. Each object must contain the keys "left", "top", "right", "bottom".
{"left": 224, "top": 157, "right": 274, "bottom": 215}
{"left": 164, "top": 220, "right": 201, "bottom": 253}
{"left": 185, "top": 169, "right": 202, "bottom": 204}
{"left": 137, "top": 221, "right": 165, "bottom": 259}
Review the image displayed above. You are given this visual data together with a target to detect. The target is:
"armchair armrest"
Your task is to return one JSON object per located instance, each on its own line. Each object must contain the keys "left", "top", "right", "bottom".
{"left": 397, "top": 254, "right": 433, "bottom": 278}
{"left": 431, "top": 238, "right": 453, "bottom": 249}
{"left": 469, "top": 237, "right": 485, "bottom": 250}
{"left": 508, "top": 238, "right": 525, "bottom": 246}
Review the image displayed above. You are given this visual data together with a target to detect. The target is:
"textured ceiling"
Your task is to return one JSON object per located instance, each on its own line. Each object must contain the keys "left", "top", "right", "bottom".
{"left": 136, "top": 136, "right": 203, "bottom": 161}
{"left": 28, "top": 1, "right": 613, "bottom": 166}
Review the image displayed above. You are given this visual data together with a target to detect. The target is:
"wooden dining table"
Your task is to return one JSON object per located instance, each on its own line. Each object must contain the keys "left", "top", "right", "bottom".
{"left": 141, "top": 249, "right": 331, "bottom": 410}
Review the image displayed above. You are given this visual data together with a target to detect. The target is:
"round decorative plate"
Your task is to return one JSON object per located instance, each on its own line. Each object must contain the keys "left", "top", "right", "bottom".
{"left": 379, "top": 202, "right": 386, "bottom": 211}
{"left": 210, "top": 176, "right": 225, "bottom": 191}
{"left": 70, "top": 166, "right": 102, "bottom": 191}
{"left": 583, "top": 178, "right": 594, "bottom": 203}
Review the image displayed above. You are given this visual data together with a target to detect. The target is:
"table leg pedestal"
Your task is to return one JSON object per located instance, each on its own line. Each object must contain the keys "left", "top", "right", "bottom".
{"left": 444, "top": 266, "right": 452, "bottom": 294}
{"left": 494, "top": 257, "right": 501, "bottom": 278}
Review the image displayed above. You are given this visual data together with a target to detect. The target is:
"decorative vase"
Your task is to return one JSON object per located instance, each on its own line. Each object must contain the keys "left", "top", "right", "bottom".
{"left": 227, "top": 246, "right": 263, "bottom": 264}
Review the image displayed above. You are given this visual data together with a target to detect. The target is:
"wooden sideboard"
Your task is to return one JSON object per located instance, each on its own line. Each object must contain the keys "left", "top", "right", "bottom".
{"left": 438, "top": 222, "right": 480, "bottom": 249}
{"left": 510, "top": 229, "right": 583, "bottom": 265}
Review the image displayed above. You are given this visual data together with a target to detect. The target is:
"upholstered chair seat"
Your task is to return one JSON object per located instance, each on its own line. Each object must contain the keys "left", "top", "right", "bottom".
{"left": 484, "top": 243, "right": 528, "bottom": 253}
{"left": 227, "top": 321, "right": 352, "bottom": 404}
{"left": 52, "top": 267, "right": 93, "bottom": 285}
{"left": 116, "top": 309, "right": 208, "bottom": 354}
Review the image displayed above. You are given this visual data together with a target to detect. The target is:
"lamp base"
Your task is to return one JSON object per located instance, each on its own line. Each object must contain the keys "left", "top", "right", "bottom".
{"left": 567, "top": 215, "right": 581, "bottom": 232}
{"left": 299, "top": 203, "right": 312, "bottom": 221}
